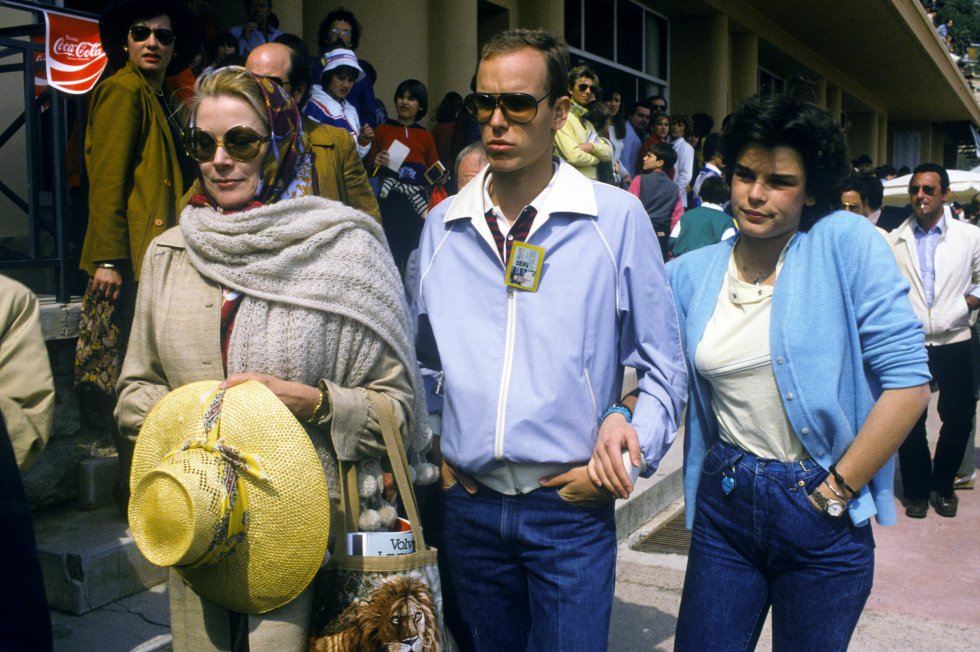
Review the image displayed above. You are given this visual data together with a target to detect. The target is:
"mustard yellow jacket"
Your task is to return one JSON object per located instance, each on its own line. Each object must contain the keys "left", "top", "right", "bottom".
{"left": 306, "top": 119, "right": 381, "bottom": 221}
{"left": 80, "top": 61, "right": 182, "bottom": 279}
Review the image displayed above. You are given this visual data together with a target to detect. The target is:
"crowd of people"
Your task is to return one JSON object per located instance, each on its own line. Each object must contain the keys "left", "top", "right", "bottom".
{"left": 0, "top": 0, "right": 971, "bottom": 650}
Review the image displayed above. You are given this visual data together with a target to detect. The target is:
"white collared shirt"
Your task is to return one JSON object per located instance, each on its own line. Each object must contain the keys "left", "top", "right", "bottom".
{"left": 482, "top": 160, "right": 560, "bottom": 236}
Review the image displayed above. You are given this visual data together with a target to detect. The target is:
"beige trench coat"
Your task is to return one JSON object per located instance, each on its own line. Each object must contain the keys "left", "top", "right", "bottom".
{"left": 115, "top": 226, "right": 413, "bottom": 652}
{"left": 0, "top": 275, "right": 54, "bottom": 471}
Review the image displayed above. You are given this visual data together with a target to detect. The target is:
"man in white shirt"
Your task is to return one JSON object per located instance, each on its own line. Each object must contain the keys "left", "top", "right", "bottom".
{"left": 888, "top": 163, "right": 980, "bottom": 519}
{"left": 670, "top": 114, "right": 695, "bottom": 208}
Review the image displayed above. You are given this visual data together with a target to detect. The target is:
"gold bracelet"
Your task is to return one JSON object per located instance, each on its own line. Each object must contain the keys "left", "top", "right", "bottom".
{"left": 307, "top": 388, "right": 325, "bottom": 424}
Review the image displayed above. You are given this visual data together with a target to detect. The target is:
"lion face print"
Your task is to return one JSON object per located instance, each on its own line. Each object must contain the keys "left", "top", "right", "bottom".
{"left": 311, "top": 575, "right": 439, "bottom": 652}
{"left": 384, "top": 590, "right": 429, "bottom": 651}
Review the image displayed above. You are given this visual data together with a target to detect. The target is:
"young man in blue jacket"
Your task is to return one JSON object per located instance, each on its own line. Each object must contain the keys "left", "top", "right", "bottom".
{"left": 415, "top": 28, "right": 687, "bottom": 651}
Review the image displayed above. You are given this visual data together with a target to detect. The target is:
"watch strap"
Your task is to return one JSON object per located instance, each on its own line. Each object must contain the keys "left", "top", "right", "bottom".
{"left": 809, "top": 486, "right": 846, "bottom": 517}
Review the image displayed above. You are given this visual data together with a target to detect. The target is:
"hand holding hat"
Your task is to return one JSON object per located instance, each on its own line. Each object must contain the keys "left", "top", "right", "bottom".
{"left": 219, "top": 371, "right": 323, "bottom": 422}
{"left": 128, "top": 380, "right": 329, "bottom": 614}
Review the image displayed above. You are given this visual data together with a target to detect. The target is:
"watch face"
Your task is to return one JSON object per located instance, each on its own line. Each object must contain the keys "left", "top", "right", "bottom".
{"left": 827, "top": 501, "right": 845, "bottom": 517}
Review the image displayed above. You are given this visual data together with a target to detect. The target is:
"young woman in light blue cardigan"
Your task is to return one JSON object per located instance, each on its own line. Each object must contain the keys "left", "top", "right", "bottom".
{"left": 668, "top": 95, "right": 931, "bottom": 652}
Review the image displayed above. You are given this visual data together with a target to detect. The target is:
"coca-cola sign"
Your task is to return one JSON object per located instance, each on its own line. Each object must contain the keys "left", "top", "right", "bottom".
{"left": 43, "top": 12, "right": 107, "bottom": 95}
{"left": 52, "top": 36, "right": 104, "bottom": 61}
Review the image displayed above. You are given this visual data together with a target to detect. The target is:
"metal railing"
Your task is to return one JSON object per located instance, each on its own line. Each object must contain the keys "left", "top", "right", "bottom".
{"left": 0, "top": 0, "right": 96, "bottom": 303}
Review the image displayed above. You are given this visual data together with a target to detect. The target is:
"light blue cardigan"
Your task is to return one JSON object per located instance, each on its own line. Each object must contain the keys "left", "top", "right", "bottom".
{"left": 667, "top": 211, "right": 931, "bottom": 527}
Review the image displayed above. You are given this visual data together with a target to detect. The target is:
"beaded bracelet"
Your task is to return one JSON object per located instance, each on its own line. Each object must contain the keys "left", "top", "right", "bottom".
{"left": 600, "top": 404, "right": 632, "bottom": 425}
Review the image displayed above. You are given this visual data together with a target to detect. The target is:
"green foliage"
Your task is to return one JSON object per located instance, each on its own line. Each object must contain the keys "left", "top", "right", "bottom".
{"left": 933, "top": 0, "right": 980, "bottom": 53}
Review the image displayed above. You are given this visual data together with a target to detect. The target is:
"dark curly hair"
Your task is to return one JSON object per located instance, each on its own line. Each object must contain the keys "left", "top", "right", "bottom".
{"left": 100, "top": 0, "right": 198, "bottom": 74}
{"left": 318, "top": 7, "right": 361, "bottom": 52}
{"left": 719, "top": 95, "right": 851, "bottom": 231}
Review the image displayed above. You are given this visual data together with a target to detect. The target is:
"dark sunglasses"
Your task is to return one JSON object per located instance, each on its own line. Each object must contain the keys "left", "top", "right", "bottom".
{"left": 463, "top": 92, "right": 549, "bottom": 125}
{"left": 908, "top": 184, "right": 939, "bottom": 196}
{"left": 129, "top": 25, "right": 176, "bottom": 46}
{"left": 183, "top": 126, "right": 270, "bottom": 163}
{"left": 577, "top": 82, "right": 595, "bottom": 93}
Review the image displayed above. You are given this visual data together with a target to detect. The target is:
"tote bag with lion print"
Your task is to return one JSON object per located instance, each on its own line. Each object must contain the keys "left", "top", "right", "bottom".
{"left": 310, "top": 395, "right": 456, "bottom": 652}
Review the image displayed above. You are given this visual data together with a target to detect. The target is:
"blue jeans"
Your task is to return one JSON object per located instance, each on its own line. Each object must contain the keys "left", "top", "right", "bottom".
{"left": 442, "top": 482, "right": 616, "bottom": 652}
{"left": 675, "top": 441, "right": 875, "bottom": 652}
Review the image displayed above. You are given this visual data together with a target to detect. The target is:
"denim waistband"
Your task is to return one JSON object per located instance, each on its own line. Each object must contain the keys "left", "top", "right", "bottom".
{"left": 712, "top": 439, "right": 821, "bottom": 477}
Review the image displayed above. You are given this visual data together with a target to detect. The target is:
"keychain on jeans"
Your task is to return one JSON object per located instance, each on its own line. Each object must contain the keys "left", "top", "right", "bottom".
{"left": 721, "top": 453, "right": 743, "bottom": 495}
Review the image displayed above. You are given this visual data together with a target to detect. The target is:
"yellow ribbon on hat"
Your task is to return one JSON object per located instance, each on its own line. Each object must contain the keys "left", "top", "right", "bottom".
{"left": 163, "top": 388, "right": 270, "bottom": 569}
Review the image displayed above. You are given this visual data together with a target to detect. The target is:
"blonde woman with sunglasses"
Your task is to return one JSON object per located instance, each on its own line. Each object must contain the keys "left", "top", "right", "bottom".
{"left": 116, "top": 66, "right": 427, "bottom": 651}
{"left": 552, "top": 64, "right": 613, "bottom": 180}
{"left": 76, "top": 0, "right": 196, "bottom": 514}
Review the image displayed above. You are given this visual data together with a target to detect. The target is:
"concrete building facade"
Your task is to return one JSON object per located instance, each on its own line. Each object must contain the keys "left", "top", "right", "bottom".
{"left": 259, "top": 0, "right": 978, "bottom": 170}
{"left": 2, "top": 0, "right": 977, "bottom": 244}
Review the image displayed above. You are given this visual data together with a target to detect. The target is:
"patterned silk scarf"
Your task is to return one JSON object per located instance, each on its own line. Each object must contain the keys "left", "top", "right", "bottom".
{"left": 252, "top": 74, "right": 318, "bottom": 202}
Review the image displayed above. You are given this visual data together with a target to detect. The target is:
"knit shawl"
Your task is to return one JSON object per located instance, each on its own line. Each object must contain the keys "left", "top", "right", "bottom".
{"left": 178, "top": 195, "right": 427, "bottom": 449}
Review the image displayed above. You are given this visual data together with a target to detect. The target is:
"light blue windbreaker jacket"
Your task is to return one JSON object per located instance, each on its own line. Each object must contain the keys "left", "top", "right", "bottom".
{"left": 416, "top": 160, "right": 688, "bottom": 487}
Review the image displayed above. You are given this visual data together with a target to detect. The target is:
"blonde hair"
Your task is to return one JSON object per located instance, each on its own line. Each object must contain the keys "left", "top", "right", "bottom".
{"left": 190, "top": 66, "right": 267, "bottom": 129}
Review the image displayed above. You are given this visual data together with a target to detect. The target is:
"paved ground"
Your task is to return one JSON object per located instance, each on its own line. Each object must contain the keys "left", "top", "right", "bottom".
{"left": 48, "top": 392, "right": 980, "bottom": 651}
{"left": 609, "top": 398, "right": 980, "bottom": 651}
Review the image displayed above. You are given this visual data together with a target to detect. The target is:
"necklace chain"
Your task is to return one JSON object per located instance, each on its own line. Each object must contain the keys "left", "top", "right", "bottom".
{"left": 736, "top": 240, "right": 776, "bottom": 286}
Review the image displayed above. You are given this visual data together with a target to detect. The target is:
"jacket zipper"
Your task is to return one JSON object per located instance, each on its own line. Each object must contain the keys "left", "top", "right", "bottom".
{"left": 494, "top": 286, "right": 518, "bottom": 464}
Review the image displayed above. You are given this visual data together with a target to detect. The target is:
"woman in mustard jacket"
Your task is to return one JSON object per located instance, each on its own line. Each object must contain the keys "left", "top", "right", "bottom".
{"left": 75, "top": 0, "right": 195, "bottom": 513}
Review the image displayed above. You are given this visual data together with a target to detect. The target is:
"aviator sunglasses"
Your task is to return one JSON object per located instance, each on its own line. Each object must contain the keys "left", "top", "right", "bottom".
{"left": 463, "top": 92, "right": 549, "bottom": 124}
{"left": 183, "top": 126, "right": 270, "bottom": 163}
{"left": 129, "top": 25, "right": 176, "bottom": 46}
{"left": 908, "top": 184, "right": 939, "bottom": 197}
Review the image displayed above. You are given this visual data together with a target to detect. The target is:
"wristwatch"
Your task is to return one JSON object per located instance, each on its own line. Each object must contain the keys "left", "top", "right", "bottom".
{"left": 809, "top": 487, "right": 846, "bottom": 518}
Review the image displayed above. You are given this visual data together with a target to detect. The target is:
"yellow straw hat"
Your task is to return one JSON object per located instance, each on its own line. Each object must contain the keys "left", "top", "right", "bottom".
{"left": 128, "top": 380, "right": 329, "bottom": 614}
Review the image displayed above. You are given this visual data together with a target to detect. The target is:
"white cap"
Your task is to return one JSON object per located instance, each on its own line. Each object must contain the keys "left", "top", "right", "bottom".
{"left": 321, "top": 48, "right": 365, "bottom": 82}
